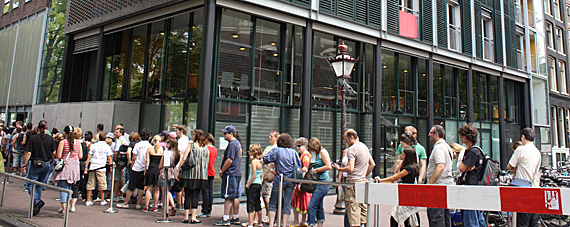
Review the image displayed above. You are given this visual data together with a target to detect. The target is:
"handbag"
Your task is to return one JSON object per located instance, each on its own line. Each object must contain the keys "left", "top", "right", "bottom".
{"left": 54, "top": 148, "right": 72, "bottom": 172}
{"left": 291, "top": 150, "right": 303, "bottom": 180}
{"left": 181, "top": 143, "right": 196, "bottom": 170}
{"left": 300, "top": 164, "right": 322, "bottom": 193}
{"left": 263, "top": 164, "right": 275, "bottom": 182}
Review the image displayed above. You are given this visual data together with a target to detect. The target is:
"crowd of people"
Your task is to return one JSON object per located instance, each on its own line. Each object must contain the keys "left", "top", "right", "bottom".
{"left": 0, "top": 119, "right": 543, "bottom": 227}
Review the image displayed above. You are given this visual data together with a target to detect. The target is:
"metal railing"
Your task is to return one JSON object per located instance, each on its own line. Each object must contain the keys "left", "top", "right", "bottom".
{"left": 515, "top": 4, "right": 523, "bottom": 25}
{"left": 517, "top": 50, "right": 525, "bottom": 70}
{"left": 0, "top": 171, "right": 73, "bottom": 227}
{"left": 276, "top": 174, "right": 372, "bottom": 227}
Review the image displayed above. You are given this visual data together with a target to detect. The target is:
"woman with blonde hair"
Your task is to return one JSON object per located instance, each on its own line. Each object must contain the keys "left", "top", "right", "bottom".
{"left": 246, "top": 144, "right": 263, "bottom": 227}
{"left": 143, "top": 135, "right": 163, "bottom": 212}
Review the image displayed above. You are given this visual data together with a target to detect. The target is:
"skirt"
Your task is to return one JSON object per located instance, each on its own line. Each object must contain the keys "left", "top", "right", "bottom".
{"left": 291, "top": 185, "right": 312, "bottom": 213}
{"left": 144, "top": 167, "right": 159, "bottom": 186}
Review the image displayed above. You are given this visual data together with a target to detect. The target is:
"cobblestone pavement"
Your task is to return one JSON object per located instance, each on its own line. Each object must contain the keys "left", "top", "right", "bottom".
{"left": 0, "top": 177, "right": 427, "bottom": 226}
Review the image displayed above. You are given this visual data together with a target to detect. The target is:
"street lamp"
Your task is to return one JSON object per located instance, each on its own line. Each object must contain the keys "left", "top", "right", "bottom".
{"left": 328, "top": 42, "right": 358, "bottom": 215}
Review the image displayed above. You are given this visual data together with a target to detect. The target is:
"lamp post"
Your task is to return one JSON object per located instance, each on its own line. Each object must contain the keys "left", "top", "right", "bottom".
{"left": 328, "top": 42, "right": 358, "bottom": 214}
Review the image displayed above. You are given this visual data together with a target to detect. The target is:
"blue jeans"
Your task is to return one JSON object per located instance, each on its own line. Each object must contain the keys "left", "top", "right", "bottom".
{"left": 268, "top": 182, "right": 295, "bottom": 215}
{"left": 307, "top": 180, "right": 330, "bottom": 225}
{"left": 26, "top": 161, "right": 50, "bottom": 204}
{"left": 462, "top": 210, "right": 486, "bottom": 227}
{"left": 57, "top": 181, "right": 73, "bottom": 203}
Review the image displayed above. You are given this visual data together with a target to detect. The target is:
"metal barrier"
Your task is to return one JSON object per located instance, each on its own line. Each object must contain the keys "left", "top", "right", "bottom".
{"left": 277, "top": 174, "right": 356, "bottom": 227}
{"left": 0, "top": 170, "right": 73, "bottom": 227}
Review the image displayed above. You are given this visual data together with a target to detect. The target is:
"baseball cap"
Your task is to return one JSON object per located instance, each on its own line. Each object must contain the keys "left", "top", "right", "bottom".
{"left": 106, "top": 132, "right": 115, "bottom": 139}
{"left": 221, "top": 125, "right": 237, "bottom": 134}
{"left": 169, "top": 132, "right": 177, "bottom": 139}
{"left": 160, "top": 130, "right": 169, "bottom": 137}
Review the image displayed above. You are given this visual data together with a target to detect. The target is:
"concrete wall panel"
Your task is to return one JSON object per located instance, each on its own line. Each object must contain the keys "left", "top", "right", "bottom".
{"left": 96, "top": 102, "right": 114, "bottom": 133}
{"left": 113, "top": 101, "right": 140, "bottom": 133}
{"left": 31, "top": 105, "right": 45, "bottom": 126}
{"left": 80, "top": 102, "right": 98, "bottom": 133}
{"left": 55, "top": 103, "right": 70, "bottom": 132}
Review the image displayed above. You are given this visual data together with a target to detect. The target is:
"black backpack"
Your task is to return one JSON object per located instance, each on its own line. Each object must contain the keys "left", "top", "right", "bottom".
{"left": 473, "top": 146, "right": 500, "bottom": 186}
{"left": 116, "top": 144, "right": 129, "bottom": 166}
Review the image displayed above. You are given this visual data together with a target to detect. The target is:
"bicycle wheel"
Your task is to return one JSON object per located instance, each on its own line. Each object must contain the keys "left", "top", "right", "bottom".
{"left": 540, "top": 215, "right": 570, "bottom": 227}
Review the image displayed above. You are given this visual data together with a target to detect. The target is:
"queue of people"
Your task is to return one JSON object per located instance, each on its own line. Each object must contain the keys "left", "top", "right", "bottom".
{"left": 4, "top": 118, "right": 543, "bottom": 227}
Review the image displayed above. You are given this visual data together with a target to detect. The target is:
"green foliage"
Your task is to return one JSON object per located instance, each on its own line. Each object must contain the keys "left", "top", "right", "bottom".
{"left": 38, "top": 0, "right": 67, "bottom": 103}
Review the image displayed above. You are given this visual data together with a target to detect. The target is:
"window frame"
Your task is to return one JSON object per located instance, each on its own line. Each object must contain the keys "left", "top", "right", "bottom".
{"left": 559, "top": 60, "right": 567, "bottom": 94}
{"left": 547, "top": 22, "right": 554, "bottom": 50}
{"left": 482, "top": 12, "right": 494, "bottom": 61}
{"left": 447, "top": 0, "right": 461, "bottom": 52}
{"left": 549, "top": 57, "right": 558, "bottom": 92}
{"left": 554, "top": 0, "right": 562, "bottom": 21}
{"left": 3, "top": 0, "right": 10, "bottom": 14}
{"left": 545, "top": 0, "right": 552, "bottom": 16}
{"left": 556, "top": 27, "right": 565, "bottom": 54}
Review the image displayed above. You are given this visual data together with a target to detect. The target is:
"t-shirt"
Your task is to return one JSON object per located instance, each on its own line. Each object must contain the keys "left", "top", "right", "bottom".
{"left": 132, "top": 140, "right": 152, "bottom": 172}
{"left": 88, "top": 141, "right": 113, "bottom": 172}
{"left": 207, "top": 145, "right": 218, "bottom": 177}
{"left": 263, "top": 144, "right": 277, "bottom": 155}
{"left": 426, "top": 139, "right": 454, "bottom": 185}
{"left": 178, "top": 135, "right": 189, "bottom": 156}
{"left": 113, "top": 135, "right": 129, "bottom": 152}
{"left": 346, "top": 141, "right": 370, "bottom": 182}
{"left": 27, "top": 134, "right": 56, "bottom": 162}
{"left": 459, "top": 146, "right": 484, "bottom": 185}
{"left": 396, "top": 143, "right": 427, "bottom": 160}
{"left": 401, "top": 164, "right": 417, "bottom": 184}
{"left": 508, "top": 143, "right": 542, "bottom": 187}
{"left": 222, "top": 139, "right": 242, "bottom": 177}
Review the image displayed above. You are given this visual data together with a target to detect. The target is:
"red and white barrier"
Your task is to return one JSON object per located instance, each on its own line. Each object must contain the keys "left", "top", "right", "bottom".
{"left": 355, "top": 183, "right": 570, "bottom": 215}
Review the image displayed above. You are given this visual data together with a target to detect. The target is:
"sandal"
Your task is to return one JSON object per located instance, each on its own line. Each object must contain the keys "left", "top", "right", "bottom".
{"left": 190, "top": 219, "right": 201, "bottom": 224}
{"left": 169, "top": 208, "right": 177, "bottom": 216}
{"left": 182, "top": 219, "right": 189, "bottom": 223}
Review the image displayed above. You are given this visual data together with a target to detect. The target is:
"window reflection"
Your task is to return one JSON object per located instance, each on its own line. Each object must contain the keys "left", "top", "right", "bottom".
{"left": 382, "top": 50, "right": 397, "bottom": 113}
{"left": 103, "top": 31, "right": 130, "bottom": 100}
{"left": 284, "top": 25, "right": 303, "bottom": 106}
{"left": 165, "top": 14, "right": 190, "bottom": 99}
{"left": 312, "top": 32, "right": 337, "bottom": 108}
{"left": 433, "top": 63, "right": 444, "bottom": 117}
{"left": 418, "top": 59, "right": 427, "bottom": 117}
{"left": 398, "top": 55, "right": 413, "bottom": 115}
{"left": 254, "top": 19, "right": 282, "bottom": 102}
{"left": 147, "top": 21, "right": 166, "bottom": 100}
{"left": 129, "top": 25, "right": 147, "bottom": 100}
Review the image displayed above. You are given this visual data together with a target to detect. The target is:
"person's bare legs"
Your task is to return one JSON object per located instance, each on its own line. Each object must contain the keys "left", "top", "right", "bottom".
{"left": 268, "top": 211, "right": 276, "bottom": 227}
{"left": 292, "top": 210, "right": 300, "bottom": 226}
{"left": 166, "top": 186, "right": 175, "bottom": 208}
{"left": 120, "top": 190, "right": 133, "bottom": 206}
{"left": 248, "top": 212, "right": 255, "bottom": 226}
{"left": 70, "top": 198, "right": 77, "bottom": 211}
{"left": 99, "top": 190, "right": 105, "bottom": 204}
{"left": 224, "top": 199, "right": 233, "bottom": 217}
{"left": 232, "top": 198, "right": 240, "bottom": 216}
{"left": 153, "top": 186, "right": 160, "bottom": 209}
{"left": 86, "top": 190, "right": 93, "bottom": 202}
{"left": 282, "top": 214, "right": 290, "bottom": 227}
{"left": 256, "top": 210, "right": 263, "bottom": 226}
{"left": 176, "top": 191, "right": 183, "bottom": 208}
{"left": 191, "top": 208, "right": 198, "bottom": 221}
{"left": 301, "top": 212, "right": 307, "bottom": 226}
{"left": 144, "top": 187, "right": 152, "bottom": 207}
{"left": 136, "top": 188, "right": 144, "bottom": 206}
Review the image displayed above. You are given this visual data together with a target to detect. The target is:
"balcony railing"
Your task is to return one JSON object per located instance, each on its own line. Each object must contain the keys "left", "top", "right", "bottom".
{"left": 448, "top": 24, "right": 461, "bottom": 52}
{"left": 517, "top": 50, "right": 525, "bottom": 70}
{"left": 527, "top": 10, "right": 535, "bottom": 28}
{"left": 483, "top": 37, "right": 494, "bottom": 61}
{"left": 515, "top": 4, "right": 523, "bottom": 25}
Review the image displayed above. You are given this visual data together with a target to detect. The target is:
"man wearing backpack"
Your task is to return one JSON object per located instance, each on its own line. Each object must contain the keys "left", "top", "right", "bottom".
{"left": 112, "top": 124, "right": 129, "bottom": 201}
{"left": 457, "top": 124, "right": 486, "bottom": 227}
{"left": 508, "top": 128, "right": 542, "bottom": 227}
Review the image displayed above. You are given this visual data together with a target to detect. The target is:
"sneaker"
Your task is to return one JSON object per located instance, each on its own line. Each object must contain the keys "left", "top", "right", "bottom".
{"left": 101, "top": 201, "right": 108, "bottom": 206}
{"left": 153, "top": 206, "right": 158, "bottom": 212}
{"left": 230, "top": 218, "right": 240, "bottom": 225}
{"left": 262, "top": 216, "right": 269, "bottom": 224}
{"left": 157, "top": 203, "right": 163, "bottom": 208}
{"left": 143, "top": 206, "right": 148, "bottom": 213}
{"left": 85, "top": 201, "right": 94, "bottom": 206}
{"left": 93, "top": 197, "right": 101, "bottom": 202}
{"left": 116, "top": 203, "right": 129, "bottom": 209}
{"left": 214, "top": 218, "right": 231, "bottom": 226}
{"left": 33, "top": 200, "right": 44, "bottom": 216}
{"left": 197, "top": 212, "right": 211, "bottom": 218}
{"left": 135, "top": 204, "right": 142, "bottom": 209}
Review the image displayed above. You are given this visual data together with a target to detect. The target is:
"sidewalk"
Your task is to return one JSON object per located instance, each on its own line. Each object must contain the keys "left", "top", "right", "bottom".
{"left": 0, "top": 177, "right": 427, "bottom": 226}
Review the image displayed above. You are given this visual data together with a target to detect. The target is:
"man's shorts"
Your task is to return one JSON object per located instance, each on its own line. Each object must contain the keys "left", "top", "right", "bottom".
{"left": 345, "top": 185, "right": 367, "bottom": 227}
{"left": 127, "top": 170, "right": 145, "bottom": 191}
{"left": 261, "top": 180, "right": 273, "bottom": 198}
{"left": 87, "top": 171, "right": 107, "bottom": 191}
{"left": 113, "top": 165, "right": 125, "bottom": 182}
{"left": 221, "top": 174, "right": 241, "bottom": 199}
{"left": 12, "top": 151, "right": 23, "bottom": 167}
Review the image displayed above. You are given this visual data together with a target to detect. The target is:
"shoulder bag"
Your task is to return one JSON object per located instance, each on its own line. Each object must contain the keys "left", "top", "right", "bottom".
{"left": 300, "top": 164, "right": 322, "bottom": 193}
{"left": 291, "top": 150, "right": 303, "bottom": 180}
{"left": 511, "top": 152, "right": 542, "bottom": 187}
{"left": 54, "top": 148, "right": 72, "bottom": 172}
{"left": 181, "top": 143, "right": 196, "bottom": 170}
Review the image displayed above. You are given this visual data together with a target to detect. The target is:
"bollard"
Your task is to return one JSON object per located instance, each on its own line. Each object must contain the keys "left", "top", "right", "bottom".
{"left": 277, "top": 174, "right": 283, "bottom": 227}
{"left": 103, "top": 162, "right": 118, "bottom": 213}
{"left": 511, "top": 212, "right": 517, "bottom": 227}
{"left": 1, "top": 175, "right": 6, "bottom": 207}
{"left": 156, "top": 167, "right": 173, "bottom": 223}
{"left": 64, "top": 194, "right": 71, "bottom": 227}
{"left": 29, "top": 184, "right": 36, "bottom": 218}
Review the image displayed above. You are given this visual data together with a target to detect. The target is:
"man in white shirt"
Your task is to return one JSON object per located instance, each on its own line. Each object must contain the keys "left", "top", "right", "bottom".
{"left": 112, "top": 124, "right": 129, "bottom": 201}
{"left": 84, "top": 132, "right": 113, "bottom": 206}
{"left": 173, "top": 124, "right": 189, "bottom": 210}
{"left": 508, "top": 128, "right": 542, "bottom": 226}
{"left": 117, "top": 128, "right": 152, "bottom": 209}
{"left": 426, "top": 125, "right": 454, "bottom": 227}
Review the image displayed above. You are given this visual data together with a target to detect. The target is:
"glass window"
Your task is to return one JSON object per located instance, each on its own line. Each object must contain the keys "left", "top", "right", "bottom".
{"left": 537, "top": 34, "right": 547, "bottom": 76}
{"left": 399, "top": 54, "right": 413, "bottom": 115}
{"left": 556, "top": 27, "right": 564, "bottom": 54}
{"left": 547, "top": 22, "right": 554, "bottom": 49}
{"left": 447, "top": 1, "right": 461, "bottom": 52}
{"left": 533, "top": 77, "right": 549, "bottom": 125}
{"left": 549, "top": 57, "right": 557, "bottom": 91}
{"left": 147, "top": 21, "right": 166, "bottom": 100}
{"left": 482, "top": 15, "right": 494, "bottom": 61}
{"left": 363, "top": 43, "right": 374, "bottom": 111}
{"left": 164, "top": 14, "right": 190, "bottom": 99}
{"left": 459, "top": 69, "right": 468, "bottom": 121}
{"left": 444, "top": 66, "right": 457, "bottom": 118}
{"left": 185, "top": 100, "right": 197, "bottom": 131}
{"left": 382, "top": 50, "right": 397, "bottom": 113}
{"left": 554, "top": 0, "right": 561, "bottom": 20}
{"left": 254, "top": 19, "right": 282, "bottom": 102}
{"left": 559, "top": 60, "right": 567, "bottom": 93}
{"left": 12, "top": 0, "right": 18, "bottom": 9}
{"left": 480, "top": 74, "right": 489, "bottom": 121}
{"left": 490, "top": 76, "right": 499, "bottom": 122}
{"left": 504, "top": 80, "right": 521, "bottom": 124}
{"left": 545, "top": 0, "right": 552, "bottom": 15}
{"left": 188, "top": 10, "right": 203, "bottom": 100}
{"left": 434, "top": 63, "right": 444, "bottom": 117}
{"left": 418, "top": 59, "right": 428, "bottom": 117}
{"left": 559, "top": 108, "right": 565, "bottom": 147}
{"left": 284, "top": 25, "right": 303, "bottom": 106}
{"left": 312, "top": 32, "right": 336, "bottom": 108}
{"left": 282, "top": 107, "right": 300, "bottom": 138}
{"left": 102, "top": 31, "right": 129, "bottom": 100}
{"left": 3, "top": 0, "right": 9, "bottom": 14}
{"left": 162, "top": 100, "right": 185, "bottom": 130}
{"left": 217, "top": 9, "right": 253, "bottom": 100}
{"left": 37, "top": 0, "right": 66, "bottom": 103}
{"left": 552, "top": 106, "right": 558, "bottom": 147}
{"left": 128, "top": 25, "right": 147, "bottom": 100}
{"left": 250, "top": 105, "right": 280, "bottom": 146}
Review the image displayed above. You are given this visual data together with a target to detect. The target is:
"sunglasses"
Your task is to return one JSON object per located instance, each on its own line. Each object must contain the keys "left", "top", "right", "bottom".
{"left": 296, "top": 145, "right": 304, "bottom": 148}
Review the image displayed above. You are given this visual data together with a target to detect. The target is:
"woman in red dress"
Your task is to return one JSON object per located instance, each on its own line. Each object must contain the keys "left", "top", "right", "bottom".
{"left": 291, "top": 138, "right": 312, "bottom": 227}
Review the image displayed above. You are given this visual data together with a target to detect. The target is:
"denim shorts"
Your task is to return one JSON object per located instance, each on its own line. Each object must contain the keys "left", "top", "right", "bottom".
{"left": 12, "top": 151, "right": 24, "bottom": 167}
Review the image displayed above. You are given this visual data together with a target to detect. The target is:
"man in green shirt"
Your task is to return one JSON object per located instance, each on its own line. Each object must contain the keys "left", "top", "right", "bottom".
{"left": 395, "top": 126, "right": 427, "bottom": 183}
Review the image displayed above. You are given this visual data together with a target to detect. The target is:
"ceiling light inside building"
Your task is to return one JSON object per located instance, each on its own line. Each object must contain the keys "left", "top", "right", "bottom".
{"left": 240, "top": 47, "right": 246, "bottom": 51}
{"left": 232, "top": 34, "right": 239, "bottom": 38}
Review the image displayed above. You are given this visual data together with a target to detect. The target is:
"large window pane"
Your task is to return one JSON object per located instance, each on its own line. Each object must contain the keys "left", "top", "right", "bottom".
{"left": 382, "top": 50, "right": 397, "bottom": 113}
{"left": 533, "top": 78, "right": 549, "bottom": 125}
{"left": 490, "top": 76, "right": 499, "bottom": 122}
{"left": 147, "top": 21, "right": 167, "bottom": 100}
{"left": 363, "top": 44, "right": 374, "bottom": 112}
{"left": 129, "top": 25, "right": 147, "bottom": 100}
{"left": 282, "top": 107, "right": 300, "bottom": 138}
{"left": 418, "top": 59, "right": 428, "bottom": 117}
{"left": 458, "top": 69, "right": 468, "bottom": 121}
{"left": 102, "top": 31, "right": 129, "bottom": 100}
{"left": 141, "top": 102, "right": 161, "bottom": 134}
{"left": 480, "top": 74, "right": 490, "bottom": 121}
{"left": 254, "top": 19, "right": 282, "bottom": 102}
{"left": 398, "top": 54, "right": 413, "bottom": 115}
{"left": 185, "top": 100, "right": 198, "bottom": 132}
{"left": 216, "top": 99, "right": 248, "bottom": 123}
{"left": 162, "top": 100, "right": 184, "bottom": 130}
{"left": 444, "top": 65, "right": 457, "bottom": 118}
{"left": 218, "top": 10, "right": 252, "bottom": 99}
{"left": 165, "top": 14, "right": 190, "bottom": 99}
{"left": 433, "top": 63, "right": 444, "bottom": 117}
{"left": 284, "top": 25, "right": 303, "bottom": 106}
{"left": 250, "top": 105, "right": 280, "bottom": 147}
{"left": 312, "top": 32, "right": 337, "bottom": 108}
{"left": 188, "top": 10, "right": 203, "bottom": 100}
